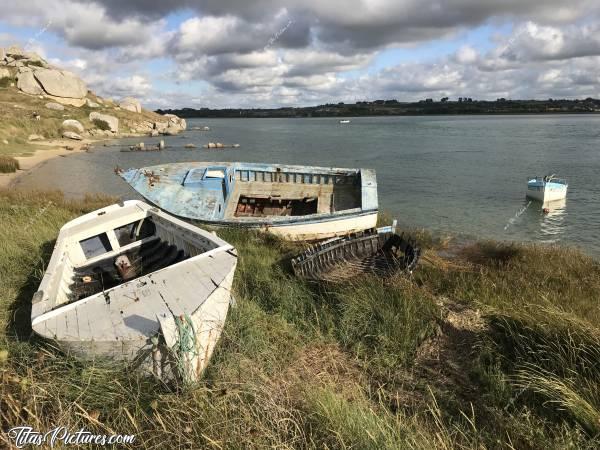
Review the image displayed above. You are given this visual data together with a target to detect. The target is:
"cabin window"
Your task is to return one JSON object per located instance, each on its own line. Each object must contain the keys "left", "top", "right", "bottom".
{"left": 114, "top": 219, "right": 156, "bottom": 246}
{"left": 205, "top": 168, "right": 226, "bottom": 179}
{"left": 80, "top": 233, "right": 112, "bottom": 259}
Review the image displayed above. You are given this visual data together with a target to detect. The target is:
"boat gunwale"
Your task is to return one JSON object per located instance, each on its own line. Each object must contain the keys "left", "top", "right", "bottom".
{"left": 31, "top": 242, "right": 235, "bottom": 328}
{"left": 32, "top": 200, "right": 236, "bottom": 324}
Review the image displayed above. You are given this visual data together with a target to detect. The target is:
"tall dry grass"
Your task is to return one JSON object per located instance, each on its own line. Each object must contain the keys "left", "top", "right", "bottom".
{"left": 1, "top": 190, "right": 599, "bottom": 449}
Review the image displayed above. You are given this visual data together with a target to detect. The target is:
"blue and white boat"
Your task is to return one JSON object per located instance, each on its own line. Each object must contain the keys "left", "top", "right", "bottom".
{"left": 526, "top": 175, "right": 568, "bottom": 202}
{"left": 118, "top": 162, "right": 378, "bottom": 241}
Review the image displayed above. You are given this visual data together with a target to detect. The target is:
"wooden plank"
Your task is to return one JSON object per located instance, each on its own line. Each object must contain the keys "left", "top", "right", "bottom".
{"left": 75, "top": 304, "right": 93, "bottom": 340}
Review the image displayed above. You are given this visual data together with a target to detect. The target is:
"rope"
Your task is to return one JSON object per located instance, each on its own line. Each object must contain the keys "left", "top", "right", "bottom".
{"left": 173, "top": 314, "right": 198, "bottom": 383}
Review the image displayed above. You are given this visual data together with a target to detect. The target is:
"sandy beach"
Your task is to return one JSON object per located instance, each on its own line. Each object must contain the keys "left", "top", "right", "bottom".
{"left": 0, "top": 139, "right": 104, "bottom": 189}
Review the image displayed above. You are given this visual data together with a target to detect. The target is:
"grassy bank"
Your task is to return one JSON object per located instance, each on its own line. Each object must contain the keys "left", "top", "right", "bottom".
{"left": 0, "top": 81, "right": 164, "bottom": 156}
{"left": 0, "top": 189, "right": 599, "bottom": 449}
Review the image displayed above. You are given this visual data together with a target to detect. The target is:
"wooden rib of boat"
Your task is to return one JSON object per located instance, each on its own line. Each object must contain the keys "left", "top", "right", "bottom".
{"left": 117, "top": 162, "right": 379, "bottom": 241}
{"left": 31, "top": 200, "right": 237, "bottom": 384}
{"left": 291, "top": 224, "right": 420, "bottom": 282}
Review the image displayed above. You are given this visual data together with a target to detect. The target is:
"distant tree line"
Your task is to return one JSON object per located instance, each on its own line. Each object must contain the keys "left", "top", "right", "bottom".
{"left": 157, "top": 98, "right": 600, "bottom": 118}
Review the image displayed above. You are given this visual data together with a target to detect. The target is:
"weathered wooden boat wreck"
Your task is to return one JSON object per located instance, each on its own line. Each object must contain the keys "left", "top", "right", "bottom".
{"left": 118, "top": 162, "right": 379, "bottom": 241}
{"left": 31, "top": 200, "right": 237, "bottom": 384}
{"left": 291, "top": 224, "right": 420, "bottom": 282}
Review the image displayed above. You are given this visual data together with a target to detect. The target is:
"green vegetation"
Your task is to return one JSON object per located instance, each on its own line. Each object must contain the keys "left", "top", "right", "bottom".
{"left": 0, "top": 189, "right": 598, "bottom": 449}
{"left": 159, "top": 97, "right": 600, "bottom": 118}
{"left": 0, "top": 85, "right": 165, "bottom": 156}
{"left": 24, "top": 60, "right": 44, "bottom": 68}
{"left": 0, "top": 155, "right": 19, "bottom": 173}
{"left": 92, "top": 118, "right": 111, "bottom": 131}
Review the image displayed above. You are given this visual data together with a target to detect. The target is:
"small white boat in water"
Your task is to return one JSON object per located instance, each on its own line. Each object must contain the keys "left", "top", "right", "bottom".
{"left": 526, "top": 175, "right": 568, "bottom": 202}
{"left": 339, "top": 119, "right": 351, "bottom": 124}
{"left": 32, "top": 201, "right": 237, "bottom": 384}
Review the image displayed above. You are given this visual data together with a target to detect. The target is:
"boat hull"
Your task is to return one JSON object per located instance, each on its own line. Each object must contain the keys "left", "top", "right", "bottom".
{"left": 31, "top": 201, "right": 238, "bottom": 384}
{"left": 189, "top": 210, "right": 378, "bottom": 241}
{"left": 526, "top": 184, "right": 568, "bottom": 202}
{"left": 118, "top": 162, "right": 379, "bottom": 241}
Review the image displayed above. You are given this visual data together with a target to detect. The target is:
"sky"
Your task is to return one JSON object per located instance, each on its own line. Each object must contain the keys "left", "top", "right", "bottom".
{"left": 1, "top": 1, "right": 600, "bottom": 109}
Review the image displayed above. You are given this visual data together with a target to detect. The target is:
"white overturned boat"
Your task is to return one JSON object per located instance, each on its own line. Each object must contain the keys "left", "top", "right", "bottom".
{"left": 32, "top": 201, "right": 237, "bottom": 384}
{"left": 526, "top": 175, "right": 568, "bottom": 202}
{"left": 118, "top": 162, "right": 378, "bottom": 241}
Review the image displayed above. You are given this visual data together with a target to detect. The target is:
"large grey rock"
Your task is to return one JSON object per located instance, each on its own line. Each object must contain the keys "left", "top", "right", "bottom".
{"left": 22, "top": 52, "right": 44, "bottom": 64}
{"left": 33, "top": 69, "right": 87, "bottom": 99}
{"left": 154, "top": 121, "right": 168, "bottom": 133}
{"left": 119, "top": 97, "right": 141, "bottom": 113}
{"left": 17, "top": 71, "right": 44, "bottom": 95}
{"left": 0, "top": 47, "right": 5, "bottom": 62}
{"left": 62, "top": 119, "right": 84, "bottom": 133}
{"left": 89, "top": 112, "right": 118, "bottom": 133}
{"left": 44, "top": 94, "right": 86, "bottom": 107}
{"left": 62, "top": 131, "right": 82, "bottom": 140}
{"left": 45, "top": 102, "right": 65, "bottom": 111}
{"left": 0, "top": 67, "right": 10, "bottom": 79}
{"left": 86, "top": 98, "right": 100, "bottom": 108}
{"left": 6, "top": 45, "right": 23, "bottom": 57}
{"left": 162, "top": 114, "right": 187, "bottom": 135}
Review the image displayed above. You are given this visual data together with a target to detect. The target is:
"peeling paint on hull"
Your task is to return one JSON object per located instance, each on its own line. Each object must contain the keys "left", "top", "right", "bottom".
{"left": 118, "top": 161, "right": 379, "bottom": 241}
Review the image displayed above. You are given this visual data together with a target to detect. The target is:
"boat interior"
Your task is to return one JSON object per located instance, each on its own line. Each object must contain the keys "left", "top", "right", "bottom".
{"left": 230, "top": 167, "right": 363, "bottom": 218}
{"left": 45, "top": 209, "right": 223, "bottom": 310}
{"left": 183, "top": 165, "right": 364, "bottom": 219}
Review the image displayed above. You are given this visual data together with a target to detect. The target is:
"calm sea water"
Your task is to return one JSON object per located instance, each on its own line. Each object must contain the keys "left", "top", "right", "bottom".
{"left": 15, "top": 115, "right": 600, "bottom": 257}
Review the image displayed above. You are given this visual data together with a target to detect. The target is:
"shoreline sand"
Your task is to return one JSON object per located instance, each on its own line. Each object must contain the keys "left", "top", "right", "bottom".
{"left": 0, "top": 134, "right": 149, "bottom": 189}
{"left": 0, "top": 139, "right": 98, "bottom": 189}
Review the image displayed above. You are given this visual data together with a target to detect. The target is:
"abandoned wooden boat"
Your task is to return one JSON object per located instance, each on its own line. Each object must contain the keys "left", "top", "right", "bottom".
{"left": 527, "top": 175, "right": 568, "bottom": 202}
{"left": 291, "top": 222, "right": 420, "bottom": 282}
{"left": 118, "top": 162, "right": 379, "bottom": 241}
{"left": 31, "top": 200, "right": 237, "bottom": 384}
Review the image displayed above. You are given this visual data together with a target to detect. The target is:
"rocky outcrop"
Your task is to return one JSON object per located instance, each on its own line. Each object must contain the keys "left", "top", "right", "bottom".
{"left": 33, "top": 69, "right": 87, "bottom": 99}
{"left": 89, "top": 112, "right": 118, "bottom": 133}
{"left": 86, "top": 99, "right": 100, "bottom": 108}
{"left": 2, "top": 46, "right": 88, "bottom": 106}
{"left": 160, "top": 114, "right": 187, "bottom": 135}
{"left": 0, "top": 67, "right": 10, "bottom": 79}
{"left": 62, "top": 119, "right": 85, "bottom": 133}
{"left": 17, "top": 71, "right": 44, "bottom": 95}
{"left": 119, "top": 97, "right": 141, "bottom": 113}
{"left": 62, "top": 131, "right": 82, "bottom": 140}
{"left": 45, "top": 102, "right": 65, "bottom": 111}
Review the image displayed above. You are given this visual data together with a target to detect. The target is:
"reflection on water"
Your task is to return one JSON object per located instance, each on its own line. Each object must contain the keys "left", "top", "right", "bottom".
{"left": 520, "top": 198, "right": 567, "bottom": 244}
{"left": 540, "top": 199, "right": 567, "bottom": 244}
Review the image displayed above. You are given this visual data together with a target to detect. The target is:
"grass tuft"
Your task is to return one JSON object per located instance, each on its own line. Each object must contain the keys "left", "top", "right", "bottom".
{"left": 0, "top": 155, "right": 19, "bottom": 173}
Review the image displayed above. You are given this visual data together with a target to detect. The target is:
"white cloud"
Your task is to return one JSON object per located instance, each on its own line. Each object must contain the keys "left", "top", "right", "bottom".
{"left": 455, "top": 45, "right": 479, "bottom": 64}
{"left": 2, "top": 0, "right": 600, "bottom": 107}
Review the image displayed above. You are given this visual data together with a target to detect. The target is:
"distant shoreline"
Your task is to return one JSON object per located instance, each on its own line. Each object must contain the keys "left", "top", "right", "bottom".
{"left": 158, "top": 98, "right": 600, "bottom": 119}
{"left": 160, "top": 111, "right": 600, "bottom": 119}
